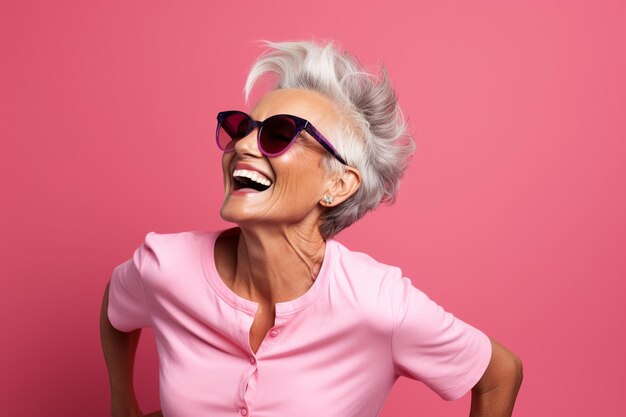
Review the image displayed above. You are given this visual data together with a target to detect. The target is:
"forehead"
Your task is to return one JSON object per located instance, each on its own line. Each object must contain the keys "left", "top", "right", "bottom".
{"left": 251, "top": 88, "right": 339, "bottom": 126}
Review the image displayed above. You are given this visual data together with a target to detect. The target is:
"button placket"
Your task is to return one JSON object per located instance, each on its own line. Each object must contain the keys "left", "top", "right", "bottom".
{"left": 255, "top": 317, "right": 288, "bottom": 355}
{"left": 235, "top": 357, "right": 257, "bottom": 417}
{"left": 237, "top": 318, "right": 290, "bottom": 415}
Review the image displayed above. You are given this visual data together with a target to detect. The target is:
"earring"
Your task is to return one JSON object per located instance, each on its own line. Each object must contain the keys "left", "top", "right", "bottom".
{"left": 322, "top": 195, "right": 334, "bottom": 205}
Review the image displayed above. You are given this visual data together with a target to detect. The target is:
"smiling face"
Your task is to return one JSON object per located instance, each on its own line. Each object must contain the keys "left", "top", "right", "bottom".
{"left": 219, "top": 88, "right": 342, "bottom": 232}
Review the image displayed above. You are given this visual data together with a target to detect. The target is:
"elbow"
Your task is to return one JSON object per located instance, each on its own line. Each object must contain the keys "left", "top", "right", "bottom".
{"left": 508, "top": 350, "right": 524, "bottom": 390}
{"left": 499, "top": 348, "right": 523, "bottom": 394}
{"left": 514, "top": 352, "right": 524, "bottom": 388}
{"left": 474, "top": 341, "right": 524, "bottom": 395}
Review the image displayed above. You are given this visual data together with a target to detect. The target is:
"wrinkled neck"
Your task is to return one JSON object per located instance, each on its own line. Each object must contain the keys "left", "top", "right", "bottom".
{"left": 230, "top": 225, "right": 326, "bottom": 305}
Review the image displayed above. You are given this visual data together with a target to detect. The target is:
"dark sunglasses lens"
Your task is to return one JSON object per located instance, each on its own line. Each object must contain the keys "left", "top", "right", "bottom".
{"left": 218, "top": 113, "right": 250, "bottom": 151}
{"left": 260, "top": 116, "right": 298, "bottom": 155}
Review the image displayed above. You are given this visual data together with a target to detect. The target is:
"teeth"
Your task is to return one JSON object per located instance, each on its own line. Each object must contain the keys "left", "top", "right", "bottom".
{"left": 233, "top": 169, "right": 272, "bottom": 187}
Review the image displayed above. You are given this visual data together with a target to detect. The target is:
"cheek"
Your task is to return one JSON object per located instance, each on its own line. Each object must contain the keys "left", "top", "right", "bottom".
{"left": 274, "top": 162, "right": 326, "bottom": 201}
{"left": 221, "top": 154, "right": 233, "bottom": 187}
{"left": 221, "top": 152, "right": 232, "bottom": 169}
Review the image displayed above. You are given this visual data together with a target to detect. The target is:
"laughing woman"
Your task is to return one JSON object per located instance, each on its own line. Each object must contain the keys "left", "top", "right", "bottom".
{"left": 100, "top": 40, "right": 522, "bottom": 417}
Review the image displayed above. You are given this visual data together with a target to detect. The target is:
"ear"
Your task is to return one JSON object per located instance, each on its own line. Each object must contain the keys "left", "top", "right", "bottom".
{"left": 319, "top": 166, "right": 362, "bottom": 207}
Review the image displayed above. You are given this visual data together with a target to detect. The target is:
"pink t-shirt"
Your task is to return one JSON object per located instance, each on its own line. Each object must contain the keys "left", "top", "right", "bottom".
{"left": 108, "top": 230, "right": 492, "bottom": 417}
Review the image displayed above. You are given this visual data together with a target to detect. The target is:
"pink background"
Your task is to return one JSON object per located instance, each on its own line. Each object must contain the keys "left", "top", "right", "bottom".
{"left": 2, "top": 1, "right": 625, "bottom": 416}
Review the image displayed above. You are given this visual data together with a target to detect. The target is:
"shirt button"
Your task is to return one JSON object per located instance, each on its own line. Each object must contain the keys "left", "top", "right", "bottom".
{"left": 240, "top": 408, "right": 248, "bottom": 416}
{"left": 269, "top": 330, "right": 279, "bottom": 337}
{"left": 249, "top": 355, "right": 256, "bottom": 364}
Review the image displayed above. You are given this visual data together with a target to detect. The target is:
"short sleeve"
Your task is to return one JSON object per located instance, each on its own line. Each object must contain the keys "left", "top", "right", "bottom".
{"left": 391, "top": 275, "right": 492, "bottom": 400}
{"left": 107, "top": 239, "right": 152, "bottom": 332}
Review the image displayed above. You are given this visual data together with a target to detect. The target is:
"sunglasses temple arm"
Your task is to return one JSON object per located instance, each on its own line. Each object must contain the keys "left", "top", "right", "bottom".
{"left": 304, "top": 123, "right": 348, "bottom": 165}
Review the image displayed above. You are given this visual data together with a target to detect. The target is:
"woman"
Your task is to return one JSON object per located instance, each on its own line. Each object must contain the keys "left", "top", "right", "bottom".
{"left": 100, "top": 40, "right": 523, "bottom": 417}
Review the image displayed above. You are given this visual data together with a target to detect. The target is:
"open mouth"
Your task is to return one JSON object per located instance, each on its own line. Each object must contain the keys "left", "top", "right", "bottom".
{"left": 232, "top": 169, "right": 272, "bottom": 192}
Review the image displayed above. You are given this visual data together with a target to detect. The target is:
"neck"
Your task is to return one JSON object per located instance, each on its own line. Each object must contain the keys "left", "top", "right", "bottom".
{"left": 229, "top": 224, "right": 327, "bottom": 305}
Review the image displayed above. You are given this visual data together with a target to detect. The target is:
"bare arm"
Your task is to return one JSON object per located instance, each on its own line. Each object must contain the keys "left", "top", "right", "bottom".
{"left": 99, "top": 281, "right": 146, "bottom": 417}
{"left": 470, "top": 337, "right": 523, "bottom": 417}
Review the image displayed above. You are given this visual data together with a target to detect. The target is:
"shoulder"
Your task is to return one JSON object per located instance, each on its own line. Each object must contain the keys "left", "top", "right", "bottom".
{"left": 329, "top": 240, "right": 404, "bottom": 314}
{"left": 331, "top": 239, "right": 403, "bottom": 285}
{"left": 141, "top": 229, "right": 210, "bottom": 250}
{"left": 136, "top": 229, "right": 220, "bottom": 274}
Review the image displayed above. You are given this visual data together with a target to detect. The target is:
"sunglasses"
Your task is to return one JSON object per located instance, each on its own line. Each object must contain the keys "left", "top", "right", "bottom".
{"left": 216, "top": 110, "right": 347, "bottom": 165}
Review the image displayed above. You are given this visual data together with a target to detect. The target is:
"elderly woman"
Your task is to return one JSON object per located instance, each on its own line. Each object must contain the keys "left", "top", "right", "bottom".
{"left": 100, "top": 41, "right": 522, "bottom": 417}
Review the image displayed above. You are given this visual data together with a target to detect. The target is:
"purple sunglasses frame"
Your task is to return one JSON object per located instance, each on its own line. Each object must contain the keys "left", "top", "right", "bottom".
{"left": 216, "top": 110, "right": 348, "bottom": 165}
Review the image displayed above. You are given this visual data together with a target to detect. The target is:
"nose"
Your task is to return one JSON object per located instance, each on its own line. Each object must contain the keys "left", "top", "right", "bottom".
{"left": 233, "top": 128, "right": 262, "bottom": 158}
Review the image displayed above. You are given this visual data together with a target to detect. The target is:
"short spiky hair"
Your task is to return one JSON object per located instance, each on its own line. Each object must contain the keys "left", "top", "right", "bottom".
{"left": 245, "top": 40, "right": 416, "bottom": 238}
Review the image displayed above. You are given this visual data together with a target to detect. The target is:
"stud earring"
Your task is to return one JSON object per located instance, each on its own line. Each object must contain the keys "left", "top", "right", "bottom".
{"left": 322, "top": 195, "right": 334, "bottom": 205}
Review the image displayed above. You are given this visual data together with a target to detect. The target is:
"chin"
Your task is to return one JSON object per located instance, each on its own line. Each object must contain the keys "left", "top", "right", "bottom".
{"left": 219, "top": 204, "right": 241, "bottom": 224}
{"left": 220, "top": 202, "right": 261, "bottom": 226}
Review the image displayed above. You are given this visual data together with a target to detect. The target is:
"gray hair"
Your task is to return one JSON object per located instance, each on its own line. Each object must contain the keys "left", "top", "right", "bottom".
{"left": 244, "top": 40, "right": 416, "bottom": 238}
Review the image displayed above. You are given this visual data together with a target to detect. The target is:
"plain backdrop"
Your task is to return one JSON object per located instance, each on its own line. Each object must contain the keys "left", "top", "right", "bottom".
{"left": 2, "top": 1, "right": 625, "bottom": 416}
